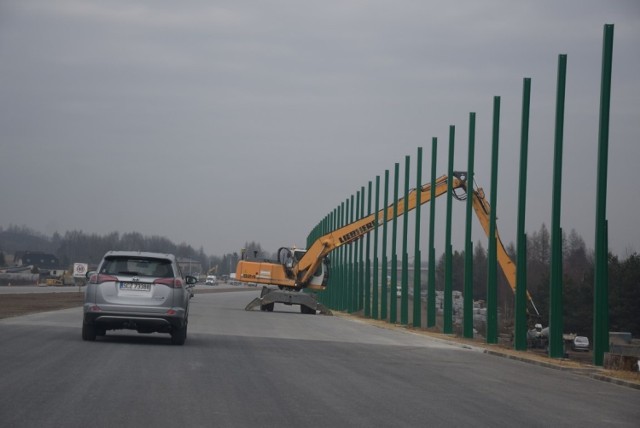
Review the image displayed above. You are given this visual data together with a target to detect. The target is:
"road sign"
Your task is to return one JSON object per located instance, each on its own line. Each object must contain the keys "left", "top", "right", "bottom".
{"left": 73, "top": 263, "right": 88, "bottom": 278}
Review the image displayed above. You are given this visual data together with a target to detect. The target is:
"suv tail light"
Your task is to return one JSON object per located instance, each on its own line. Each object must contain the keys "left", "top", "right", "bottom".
{"left": 153, "top": 278, "right": 183, "bottom": 288}
{"left": 89, "top": 274, "right": 118, "bottom": 284}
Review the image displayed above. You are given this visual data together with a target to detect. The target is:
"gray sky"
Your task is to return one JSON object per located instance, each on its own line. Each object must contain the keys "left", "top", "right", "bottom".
{"left": 1, "top": 0, "right": 638, "bottom": 258}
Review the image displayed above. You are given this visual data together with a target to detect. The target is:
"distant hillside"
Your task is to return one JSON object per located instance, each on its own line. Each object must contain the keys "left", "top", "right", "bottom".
{"left": 0, "top": 225, "right": 207, "bottom": 267}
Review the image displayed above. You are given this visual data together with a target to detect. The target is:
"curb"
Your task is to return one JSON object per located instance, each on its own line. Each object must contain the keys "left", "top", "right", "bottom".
{"left": 484, "top": 349, "right": 640, "bottom": 390}
{"left": 336, "top": 311, "right": 640, "bottom": 390}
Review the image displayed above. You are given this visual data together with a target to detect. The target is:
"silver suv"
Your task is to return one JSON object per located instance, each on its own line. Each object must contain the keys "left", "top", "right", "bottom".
{"left": 82, "top": 251, "right": 197, "bottom": 345}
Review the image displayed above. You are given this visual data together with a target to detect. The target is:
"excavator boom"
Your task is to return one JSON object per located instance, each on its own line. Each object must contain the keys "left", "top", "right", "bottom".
{"left": 237, "top": 173, "right": 463, "bottom": 290}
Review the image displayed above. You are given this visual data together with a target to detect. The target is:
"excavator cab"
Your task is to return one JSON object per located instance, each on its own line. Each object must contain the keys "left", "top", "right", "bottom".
{"left": 307, "top": 256, "right": 329, "bottom": 289}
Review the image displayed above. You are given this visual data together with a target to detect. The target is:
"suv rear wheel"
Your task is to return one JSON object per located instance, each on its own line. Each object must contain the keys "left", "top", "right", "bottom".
{"left": 82, "top": 322, "right": 97, "bottom": 341}
{"left": 171, "top": 323, "right": 187, "bottom": 345}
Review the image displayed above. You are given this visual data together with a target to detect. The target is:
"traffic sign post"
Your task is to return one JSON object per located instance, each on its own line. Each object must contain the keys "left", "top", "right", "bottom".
{"left": 73, "top": 263, "right": 88, "bottom": 292}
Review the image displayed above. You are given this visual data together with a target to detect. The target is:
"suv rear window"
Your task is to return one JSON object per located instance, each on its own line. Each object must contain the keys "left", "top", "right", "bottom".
{"left": 100, "top": 257, "right": 174, "bottom": 278}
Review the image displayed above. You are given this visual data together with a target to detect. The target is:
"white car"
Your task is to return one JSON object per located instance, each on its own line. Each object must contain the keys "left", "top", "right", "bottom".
{"left": 572, "top": 336, "right": 590, "bottom": 352}
{"left": 205, "top": 275, "right": 217, "bottom": 285}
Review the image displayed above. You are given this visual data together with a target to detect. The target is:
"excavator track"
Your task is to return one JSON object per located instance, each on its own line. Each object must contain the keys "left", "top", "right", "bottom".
{"left": 245, "top": 286, "right": 332, "bottom": 315}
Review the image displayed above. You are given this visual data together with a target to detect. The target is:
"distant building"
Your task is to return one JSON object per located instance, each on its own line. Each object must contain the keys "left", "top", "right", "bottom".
{"left": 14, "top": 251, "right": 60, "bottom": 269}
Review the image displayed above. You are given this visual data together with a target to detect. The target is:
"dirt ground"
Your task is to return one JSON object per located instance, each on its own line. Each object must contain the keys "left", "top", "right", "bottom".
{"left": 0, "top": 292, "right": 85, "bottom": 319}
{"left": 1, "top": 290, "right": 638, "bottom": 386}
{"left": 0, "top": 286, "right": 250, "bottom": 320}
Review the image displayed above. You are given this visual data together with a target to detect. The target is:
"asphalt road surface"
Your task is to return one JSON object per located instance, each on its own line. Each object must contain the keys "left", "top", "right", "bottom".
{"left": 1, "top": 289, "right": 638, "bottom": 427}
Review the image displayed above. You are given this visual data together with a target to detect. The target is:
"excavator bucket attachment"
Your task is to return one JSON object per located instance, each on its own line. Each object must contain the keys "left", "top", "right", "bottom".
{"left": 245, "top": 286, "right": 332, "bottom": 315}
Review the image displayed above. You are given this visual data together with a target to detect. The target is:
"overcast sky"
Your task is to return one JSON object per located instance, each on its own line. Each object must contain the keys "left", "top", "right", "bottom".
{"left": 1, "top": 0, "right": 638, "bottom": 259}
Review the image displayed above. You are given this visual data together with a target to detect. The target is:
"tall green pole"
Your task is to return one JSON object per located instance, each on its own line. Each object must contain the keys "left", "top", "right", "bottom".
{"left": 549, "top": 54, "right": 567, "bottom": 358}
{"left": 342, "top": 200, "right": 348, "bottom": 311}
{"left": 365, "top": 181, "right": 372, "bottom": 317}
{"left": 327, "top": 212, "right": 333, "bottom": 305}
{"left": 515, "top": 78, "right": 532, "bottom": 351}
{"left": 341, "top": 199, "right": 347, "bottom": 311}
{"left": 390, "top": 163, "right": 400, "bottom": 324}
{"left": 359, "top": 185, "right": 366, "bottom": 311}
{"left": 352, "top": 191, "right": 359, "bottom": 312}
{"left": 342, "top": 199, "right": 349, "bottom": 311}
{"left": 487, "top": 96, "right": 501, "bottom": 344}
{"left": 444, "top": 126, "right": 455, "bottom": 334}
{"left": 373, "top": 175, "right": 380, "bottom": 319}
{"left": 321, "top": 215, "right": 327, "bottom": 305}
{"left": 351, "top": 191, "right": 357, "bottom": 311}
{"left": 355, "top": 190, "right": 362, "bottom": 312}
{"left": 335, "top": 204, "right": 340, "bottom": 309}
{"left": 413, "top": 147, "right": 423, "bottom": 328}
{"left": 336, "top": 207, "right": 341, "bottom": 309}
{"left": 401, "top": 156, "right": 410, "bottom": 325}
{"left": 348, "top": 194, "right": 355, "bottom": 313}
{"left": 381, "top": 170, "right": 389, "bottom": 320}
{"left": 336, "top": 205, "right": 341, "bottom": 308}
{"left": 323, "top": 211, "right": 332, "bottom": 306}
{"left": 336, "top": 207, "right": 342, "bottom": 310}
{"left": 336, "top": 202, "right": 345, "bottom": 311}
{"left": 354, "top": 189, "right": 359, "bottom": 311}
{"left": 594, "top": 24, "right": 614, "bottom": 366}
{"left": 428, "top": 138, "right": 438, "bottom": 328}
{"left": 464, "top": 113, "right": 476, "bottom": 339}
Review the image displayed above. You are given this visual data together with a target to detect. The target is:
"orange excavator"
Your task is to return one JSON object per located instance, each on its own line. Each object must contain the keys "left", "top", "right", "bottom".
{"left": 237, "top": 172, "right": 540, "bottom": 317}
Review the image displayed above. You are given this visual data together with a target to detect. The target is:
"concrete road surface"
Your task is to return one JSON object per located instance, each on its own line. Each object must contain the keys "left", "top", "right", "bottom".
{"left": 1, "top": 289, "right": 638, "bottom": 427}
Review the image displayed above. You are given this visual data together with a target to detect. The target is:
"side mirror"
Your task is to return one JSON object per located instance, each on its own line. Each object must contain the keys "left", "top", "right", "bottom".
{"left": 185, "top": 275, "right": 198, "bottom": 287}
{"left": 86, "top": 271, "right": 96, "bottom": 280}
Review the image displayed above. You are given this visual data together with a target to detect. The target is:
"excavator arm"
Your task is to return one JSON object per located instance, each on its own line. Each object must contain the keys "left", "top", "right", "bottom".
{"left": 237, "top": 173, "right": 464, "bottom": 290}
{"left": 461, "top": 182, "right": 540, "bottom": 317}
{"left": 293, "top": 173, "right": 468, "bottom": 286}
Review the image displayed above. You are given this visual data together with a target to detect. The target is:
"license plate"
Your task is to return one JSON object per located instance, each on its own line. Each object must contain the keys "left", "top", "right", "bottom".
{"left": 119, "top": 282, "right": 151, "bottom": 292}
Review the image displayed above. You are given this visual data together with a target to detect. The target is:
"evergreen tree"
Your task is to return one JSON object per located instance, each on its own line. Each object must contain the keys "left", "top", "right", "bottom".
{"left": 609, "top": 253, "right": 640, "bottom": 337}
{"left": 473, "top": 241, "right": 487, "bottom": 301}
